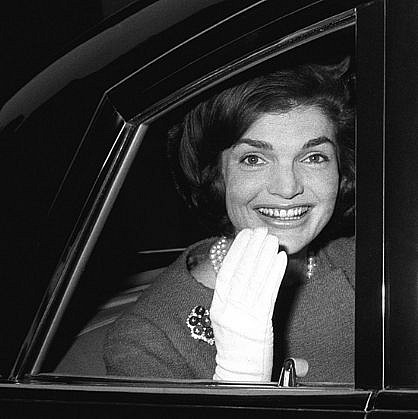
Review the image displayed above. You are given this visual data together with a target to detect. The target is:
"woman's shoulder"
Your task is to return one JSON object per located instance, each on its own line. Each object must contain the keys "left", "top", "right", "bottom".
{"left": 155, "top": 237, "right": 214, "bottom": 287}
{"left": 125, "top": 238, "right": 215, "bottom": 316}
{"left": 63, "top": 242, "right": 213, "bottom": 377}
{"left": 323, "top": 235, "right": 355, "bottom": 257}
{"left": 104, "top": 238, "right": 217, "bottom": 377}
{"left": 321, "top": 235, "right": 355, "bottom": 284}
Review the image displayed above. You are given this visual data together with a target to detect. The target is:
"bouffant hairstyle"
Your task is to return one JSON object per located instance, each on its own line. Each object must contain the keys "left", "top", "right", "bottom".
{"left": 168, "top": 60, "right": 355, "bottom": 235}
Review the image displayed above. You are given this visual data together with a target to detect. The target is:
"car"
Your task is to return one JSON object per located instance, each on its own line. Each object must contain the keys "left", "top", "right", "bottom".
{"left": 1, "top": 0, "right": 418, "bottom": 417}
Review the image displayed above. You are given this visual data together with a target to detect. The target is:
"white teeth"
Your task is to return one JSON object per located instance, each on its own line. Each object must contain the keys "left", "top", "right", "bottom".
{"left": 258, "top": 206, "right": 308, "bottom": 219}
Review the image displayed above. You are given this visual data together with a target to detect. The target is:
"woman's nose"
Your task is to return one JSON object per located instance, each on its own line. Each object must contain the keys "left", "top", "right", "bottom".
{"left": 266, "top": 163, "right": 303, "bottom": 198}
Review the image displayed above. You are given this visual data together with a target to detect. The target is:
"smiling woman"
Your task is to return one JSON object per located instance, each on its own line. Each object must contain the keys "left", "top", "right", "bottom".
{"left": 104, "top": 60, "right": 355, "bottom": 383}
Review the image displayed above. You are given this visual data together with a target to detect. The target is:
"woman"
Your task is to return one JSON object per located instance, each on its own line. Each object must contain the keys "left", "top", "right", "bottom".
{"left": 104, "top": 60, "right": 355, "bottom": 383}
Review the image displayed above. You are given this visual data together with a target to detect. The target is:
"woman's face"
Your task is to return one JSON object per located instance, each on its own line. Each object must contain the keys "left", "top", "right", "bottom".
{"left": 221, "top": 105, "right": 339, "bottom": 254}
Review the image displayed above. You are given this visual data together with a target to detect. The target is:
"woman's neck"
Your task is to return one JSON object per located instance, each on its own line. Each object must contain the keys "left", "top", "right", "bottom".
{"left": 285, "top": 247, "right": 309, "bottom": 284}
{"left": 191, "top": 239, "right": 310, "bottom": 290}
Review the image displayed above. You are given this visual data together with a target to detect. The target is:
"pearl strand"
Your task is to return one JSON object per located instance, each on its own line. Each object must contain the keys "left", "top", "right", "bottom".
{"left": 209, "top": 236, "right": 317, "bottom": 280}
{"left": 209, "top": 236, "right": 229, "bottom": 273}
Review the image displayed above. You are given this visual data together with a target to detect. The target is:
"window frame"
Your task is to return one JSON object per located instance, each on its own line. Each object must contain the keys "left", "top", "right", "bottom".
{"left": 355, "top": 0, "right": 385, "bottom": 390}
{"left": 11, "top": 0, "right": 392, "bottom": 403}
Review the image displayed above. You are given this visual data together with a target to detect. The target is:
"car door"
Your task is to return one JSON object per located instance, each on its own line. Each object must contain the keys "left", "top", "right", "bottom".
{"left": 1, "top": 0, "right": 418, "bottom": 417}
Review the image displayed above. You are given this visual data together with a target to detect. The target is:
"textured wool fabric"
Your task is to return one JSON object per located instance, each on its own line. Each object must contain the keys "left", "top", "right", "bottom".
{"left": 104, "top": 239, "right": 218, "bottom": 379}
{"left": 104, "top": 236, "right": 354, "bottom": 383}
{"left": 272, "top": 236, "right": 355, "bottom": 383}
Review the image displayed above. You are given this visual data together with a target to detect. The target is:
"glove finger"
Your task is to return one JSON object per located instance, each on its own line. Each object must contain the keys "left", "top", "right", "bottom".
{"left": 245, "top": 234, "right": 279, "bottom": 306}
{"left": 224, "top": 227, "right": 269, "bottom": 302}
{"left": 216, "top": 228, "right": 253, "bottom": 295}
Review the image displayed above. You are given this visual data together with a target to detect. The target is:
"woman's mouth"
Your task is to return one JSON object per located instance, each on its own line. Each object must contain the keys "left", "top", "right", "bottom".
{"left": 256, "top": 206, "right": 310, "bottom": 221}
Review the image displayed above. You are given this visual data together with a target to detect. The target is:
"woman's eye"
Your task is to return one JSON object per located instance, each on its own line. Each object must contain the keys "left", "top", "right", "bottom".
{"left": 302, "top": 153, "right": 329, "bottom": 164}
{"left": 241, "top": 155, "right": 265, "bottom": 166}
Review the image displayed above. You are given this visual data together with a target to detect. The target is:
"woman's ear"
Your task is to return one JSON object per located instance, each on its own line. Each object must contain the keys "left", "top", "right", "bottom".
{"left": 219, "top": 149, "right": 229, "bottom": 181}
{"left": 338, "top": 173, "right": 355, "bottom": 216}
{"left": 339, "top": 174, "right": 347, "bottom": 193}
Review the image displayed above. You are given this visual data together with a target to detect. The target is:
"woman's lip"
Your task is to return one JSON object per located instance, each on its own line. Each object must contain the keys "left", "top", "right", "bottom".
{"left": 255, "top": 205, "right": 311, "bottom": 217}
{"left": 253, "top": 204, "right": 311, "bottom": 209}
{"left": 254, "top": 205, "right": 312, "bottom": 227}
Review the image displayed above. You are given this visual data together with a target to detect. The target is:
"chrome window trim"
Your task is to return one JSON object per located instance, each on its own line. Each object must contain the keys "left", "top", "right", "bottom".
{"left": 127, "top": 9, "right": 356, "bottom": 125}
{"left": 0, "top": 379, "right": 370, "bottom": 396}
{"left": 32, "top": 123, "right": 149, "bottom": 375}
{"left": 12, "top": 122, "right": 148, "bottom": 377}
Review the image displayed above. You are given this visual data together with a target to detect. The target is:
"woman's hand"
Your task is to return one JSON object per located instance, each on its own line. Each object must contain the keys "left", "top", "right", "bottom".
{"left": 210, "top": 227, "right": 287, "bottom": 381}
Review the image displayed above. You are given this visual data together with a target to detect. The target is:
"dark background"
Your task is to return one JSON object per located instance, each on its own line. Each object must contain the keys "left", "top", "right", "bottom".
{"left": 1, "top": 0, "right": 137, "bottom": 107}
{"left": 0, "top": 0, "right": 145, "bottom": 375}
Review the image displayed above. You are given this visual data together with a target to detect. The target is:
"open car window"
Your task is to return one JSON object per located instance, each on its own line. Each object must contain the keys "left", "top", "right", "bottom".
{"left": 22, "top": 14, "right": 357, "bottom": 387}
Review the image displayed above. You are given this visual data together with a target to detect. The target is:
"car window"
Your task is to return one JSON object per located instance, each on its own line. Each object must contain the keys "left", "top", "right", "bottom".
{"left": 26, "top": 20, "right": 357, "bottom": 387}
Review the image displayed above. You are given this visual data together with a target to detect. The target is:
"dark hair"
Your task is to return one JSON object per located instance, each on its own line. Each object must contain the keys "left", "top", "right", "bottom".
{"left": 168, "top": 60, "right": 355, "bottom": 235}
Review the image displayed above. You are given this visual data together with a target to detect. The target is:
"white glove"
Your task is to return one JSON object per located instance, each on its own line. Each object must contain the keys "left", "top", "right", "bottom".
{"left": 210, "top": 227, "right": 287, "bottom": 381}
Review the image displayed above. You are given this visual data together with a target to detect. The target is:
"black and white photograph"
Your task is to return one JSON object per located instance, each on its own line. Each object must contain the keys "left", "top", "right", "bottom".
{"left": 1, "top": 0, "right": 418, "bottom": 417}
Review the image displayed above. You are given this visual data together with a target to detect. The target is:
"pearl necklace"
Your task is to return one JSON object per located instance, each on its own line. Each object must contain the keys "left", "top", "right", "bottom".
{"left": 209, "top": 236, "right": 317, "bottom": 279}
{"left": 208, "top": 236, "right": 229, "bottom": 273}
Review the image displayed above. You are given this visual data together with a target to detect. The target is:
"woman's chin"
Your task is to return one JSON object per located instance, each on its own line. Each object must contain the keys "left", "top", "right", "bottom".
{"left": 231, "top": 223, "right": 317, "bottom": 254}
{"left": 275, "top": 242, "right": 306, "bottom": 256}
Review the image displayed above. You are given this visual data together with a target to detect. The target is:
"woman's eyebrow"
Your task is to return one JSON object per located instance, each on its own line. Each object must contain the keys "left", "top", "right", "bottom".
{"left": 233, "top": 136, "right": 335, "bottom": 150}
{"left": 303, "top": 136, "right": 335, "bottom": 149}
{"left": 233, "top": 138, "right": 273, "bottom": 150}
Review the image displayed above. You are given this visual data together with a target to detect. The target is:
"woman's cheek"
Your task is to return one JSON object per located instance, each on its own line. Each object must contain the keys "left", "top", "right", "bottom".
{"left": 225, "top": 177, "right": 260, "bottom": 231}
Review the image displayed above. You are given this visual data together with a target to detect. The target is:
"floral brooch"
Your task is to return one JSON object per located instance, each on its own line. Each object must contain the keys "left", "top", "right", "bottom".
{"left": 186, "top": 305, "right": 215, "bottom": 345}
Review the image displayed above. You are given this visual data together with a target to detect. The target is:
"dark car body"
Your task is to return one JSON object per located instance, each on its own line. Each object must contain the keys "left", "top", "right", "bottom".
{"left": 1, "top": 0, "right": 418, "bottom": 417}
